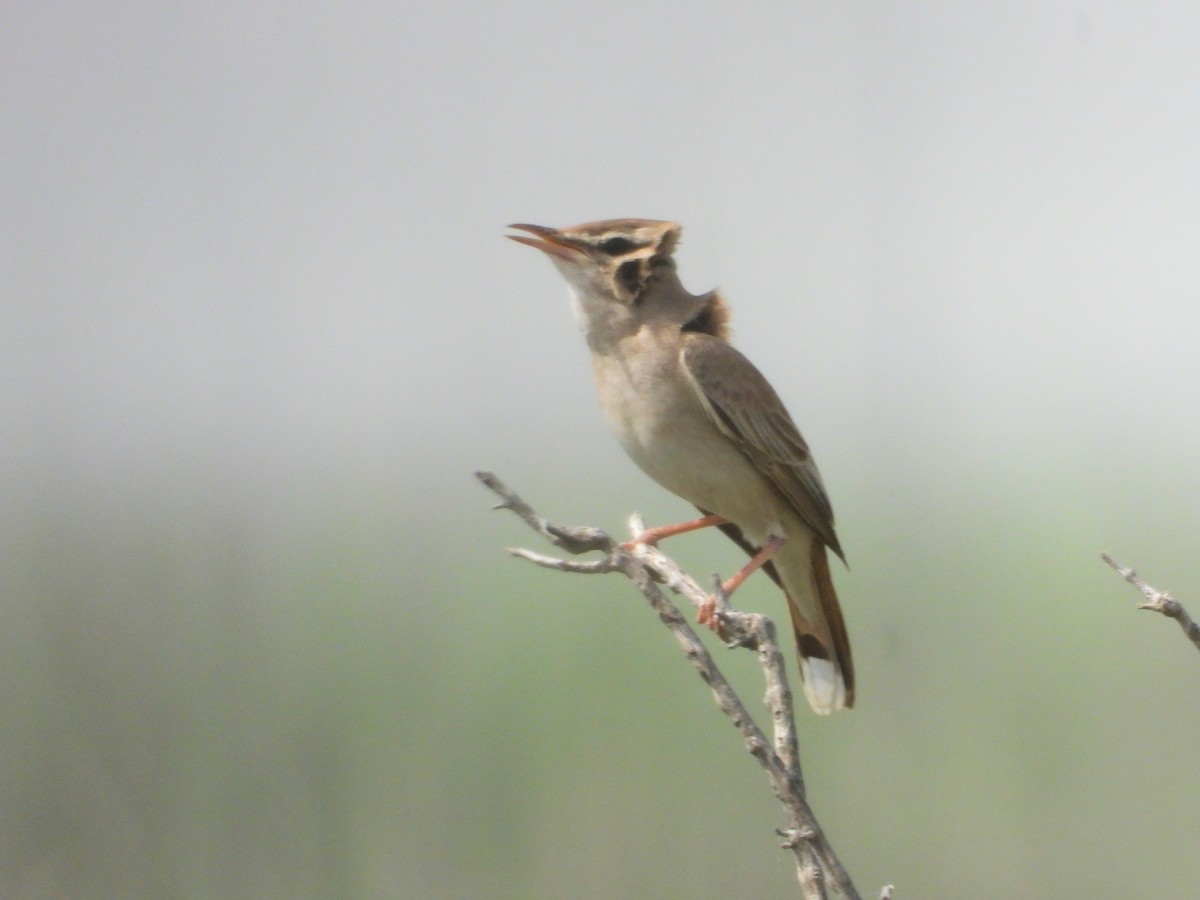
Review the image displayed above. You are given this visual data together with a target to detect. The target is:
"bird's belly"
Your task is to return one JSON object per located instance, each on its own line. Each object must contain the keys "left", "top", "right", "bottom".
{"left": 599, "top": 370, "right": 784, "bottom": 544}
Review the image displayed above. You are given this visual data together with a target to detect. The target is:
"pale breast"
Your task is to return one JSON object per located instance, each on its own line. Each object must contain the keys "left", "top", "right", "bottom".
{"left": 590, "top": 335, "right": 784, "bottom": 543}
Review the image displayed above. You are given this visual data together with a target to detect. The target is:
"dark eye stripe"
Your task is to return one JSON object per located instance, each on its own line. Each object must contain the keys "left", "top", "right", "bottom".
{"left": 600, "top": 237, "right": 636, "bottom": 255}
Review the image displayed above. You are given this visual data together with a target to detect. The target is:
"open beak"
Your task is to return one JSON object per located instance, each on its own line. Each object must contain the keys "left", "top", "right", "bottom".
{"left": 506, "top": 223, "right": 585, "bottom": 262}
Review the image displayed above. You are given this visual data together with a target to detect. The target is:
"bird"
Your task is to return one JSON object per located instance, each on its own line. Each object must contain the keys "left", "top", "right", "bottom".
{"left": 507, "top": 219, "right": 853, "bottom": 714}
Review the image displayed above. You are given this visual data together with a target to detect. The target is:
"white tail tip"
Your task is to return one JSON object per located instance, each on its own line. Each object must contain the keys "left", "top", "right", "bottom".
{"left": 798, "top": 656, "right": 848, "bottom": 715}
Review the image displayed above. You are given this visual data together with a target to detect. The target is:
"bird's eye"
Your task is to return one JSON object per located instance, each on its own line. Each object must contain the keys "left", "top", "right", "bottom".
{"left": 599, "top": 237, "right": 635, "bottom": 255}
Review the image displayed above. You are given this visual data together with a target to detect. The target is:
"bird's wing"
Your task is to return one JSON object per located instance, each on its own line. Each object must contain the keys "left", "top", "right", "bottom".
{"left": 680, "top": 333, "right": 843, "bottom": 559}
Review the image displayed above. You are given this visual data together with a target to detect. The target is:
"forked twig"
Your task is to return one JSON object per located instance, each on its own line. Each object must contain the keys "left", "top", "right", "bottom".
{"left": 477, "top": 471, "right": 865, "bottom": 898}
{"left": 1101, "top": 553, "right": 1200, "bottom": 654}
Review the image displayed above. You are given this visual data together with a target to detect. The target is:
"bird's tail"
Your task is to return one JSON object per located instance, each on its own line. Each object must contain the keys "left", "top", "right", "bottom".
{"left": 785, "top": 535, "right": 854, "bottom": 714}
{"left": 709, "top": 514, "right": 853, "bottom": 714}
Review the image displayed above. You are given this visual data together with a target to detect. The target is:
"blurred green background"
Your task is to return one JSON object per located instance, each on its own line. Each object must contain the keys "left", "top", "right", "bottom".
{"left": 5, "top": 3, "right": 1200, "bottom": 897}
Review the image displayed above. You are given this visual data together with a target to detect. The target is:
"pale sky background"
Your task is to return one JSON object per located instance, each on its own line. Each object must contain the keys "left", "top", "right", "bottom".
{"left": 4, "top": 3, "right": 1200, "bottom": 897}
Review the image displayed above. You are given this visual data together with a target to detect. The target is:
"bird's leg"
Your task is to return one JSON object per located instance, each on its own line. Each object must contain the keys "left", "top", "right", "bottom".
{"left": 621, "top": 513, "right": 726, "bottom": 551}
{"left": 698, "top": 534, "right": 785, "bottom": 632}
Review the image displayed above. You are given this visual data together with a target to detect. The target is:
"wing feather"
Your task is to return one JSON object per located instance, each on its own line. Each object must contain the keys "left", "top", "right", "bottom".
{"left": 680, "top": 334, "right": 844, "bottom": 559}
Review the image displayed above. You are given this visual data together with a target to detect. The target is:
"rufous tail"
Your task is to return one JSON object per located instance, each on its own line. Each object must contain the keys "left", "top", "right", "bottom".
{"left": 786, "top": 536, "right": 854, "bottom": 714}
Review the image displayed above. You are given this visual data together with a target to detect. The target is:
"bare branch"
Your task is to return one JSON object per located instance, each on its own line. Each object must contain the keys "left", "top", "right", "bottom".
{"left": 507, "top": 548, "right": 615, "bottom": 574}
{"left": 477, "top": 471, "right": 865, "bottom": 898}
{"left": 478, "top": 470, "right": 611, "bottom": 555}
{"left": 1101, "top": 553, "right": 1200, "bottom": 655}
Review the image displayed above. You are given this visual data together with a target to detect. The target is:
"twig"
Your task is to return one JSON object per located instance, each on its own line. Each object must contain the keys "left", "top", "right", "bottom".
{"left": 1100, "top": 554, "right": 1200, "bottom": 654}
{"left": 477, "top": 471, "right": 865, "bottom": 898}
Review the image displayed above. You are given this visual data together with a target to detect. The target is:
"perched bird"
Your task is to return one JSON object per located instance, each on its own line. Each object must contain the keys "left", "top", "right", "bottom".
{"left": 508, "top": 219, "right": 853, "bottom": 714}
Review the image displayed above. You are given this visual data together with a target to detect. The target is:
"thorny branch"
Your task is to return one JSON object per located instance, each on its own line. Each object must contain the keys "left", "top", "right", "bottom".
{"left": 477, "top": 471, "right": 873, "bottom": 899}
{"left": 1101, "top": 553, "right": 1200, "bottom": 655}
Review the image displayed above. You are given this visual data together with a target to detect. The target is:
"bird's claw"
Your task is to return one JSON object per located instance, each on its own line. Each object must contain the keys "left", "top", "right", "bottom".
{"left": 697, "top": 595, "right": 727, "bottom": 636}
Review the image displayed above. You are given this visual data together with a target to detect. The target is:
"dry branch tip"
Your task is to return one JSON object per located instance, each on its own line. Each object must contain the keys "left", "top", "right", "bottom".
{"left": 1100, "top": 552, "right": 1200, "bottom": 655}
{"left": 478, "top": 470, "right": 865, "bottom": 898}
